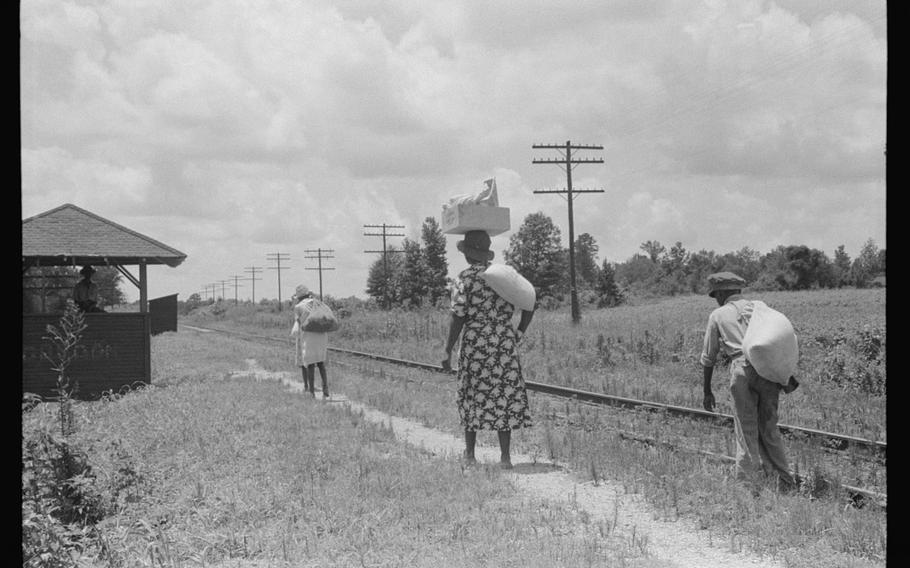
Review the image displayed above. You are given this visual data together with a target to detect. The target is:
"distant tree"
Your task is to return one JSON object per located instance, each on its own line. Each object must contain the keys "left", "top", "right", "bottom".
{"left": 639, "top": 240, "right": 665, "bottom": 263}
{"left": 753, "top": 246, "right": 788, "bottom": 291}
{"left": 832, "top": 245, "right": 853, "bottom": 287}
{"left": 504, "top": 212, "right": 566, "bottom": 300}
{"left": 366, "top": 246, "right": 404, "bottom": 308}
{"left": 754, "top": 245, "right": 832, "bottom": 290}
{"left": 399, "top": 238, "right": 426, "bottom": 308}
{"left": 179, "top": 293, "right": 206, "bottom": 315}
{"left": 655, "top": 241, "right": 689, "bottom": 295}
{"left": 615, "top": 253, "right": 660, "bottom": 295}
{"left": 788, "top": 245, "right": 833, "bottom": 289}
{"left": 93, "top": 266, "right": 126, "bottom": 308}
{"left": 721, "top": 247, "right": 762, "bottom": 285}
{"left": 594, "top": 259, "right": 624, "bottom": 307}
{"left": 685, "top": 249, "right": 721, "bottom": 294}
{"left": 574, "top": 233, "right": 600, "bottom": 290}
{"left": 420, "top": 217, "right": 449, "bottom": 306}
{"left": 851, "top": 239, "right": 882, "bottom": 287}
{"left": 661, "top": 242, "right": 689, "bottom": 273}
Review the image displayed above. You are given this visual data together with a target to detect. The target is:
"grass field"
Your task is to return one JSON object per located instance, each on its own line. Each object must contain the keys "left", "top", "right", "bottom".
{"left": 199, "top": 288, "right": 886, "bottom": 441}
{"left": 23, "top": 287, "right": 886, "bottom": 567}
{"left": 24, "top": 331, "right": 670, "bottom": 567}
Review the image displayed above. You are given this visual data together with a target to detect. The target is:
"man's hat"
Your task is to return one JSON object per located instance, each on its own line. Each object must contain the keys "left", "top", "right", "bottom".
{"left": 456, "top": 230, "right": 494, "bottom": 262}
{"left": 80, "top": 265, "right": 96, "bottom": 276}
{"left": 707, "top": 271, "right": 746, "bottom": 297}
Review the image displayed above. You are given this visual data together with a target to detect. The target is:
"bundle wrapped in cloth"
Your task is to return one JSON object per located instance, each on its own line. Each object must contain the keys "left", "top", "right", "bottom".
{"left": 298, "top": 298, "right": 340, "bottom": 332}
{"left": 441, "top": 178, "right": 510, "bottom": 235}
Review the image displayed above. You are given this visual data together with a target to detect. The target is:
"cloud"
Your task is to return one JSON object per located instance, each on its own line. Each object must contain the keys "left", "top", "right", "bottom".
{"left": 21, "top": 147, "right": 152, "bottom": 215}
{"left": 616, "top": 192, "right": 692, "bottom": 247}
{"left": 20, "top": 0, "right": 886, "bottom": 301}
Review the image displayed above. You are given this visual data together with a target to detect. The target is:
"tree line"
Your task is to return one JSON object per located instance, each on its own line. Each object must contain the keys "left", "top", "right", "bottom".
{"left": 22, "top": 211, "right": 884, "bottom": 313}
{"left": 365, "top": 211, "right": 886, "bottom": 310}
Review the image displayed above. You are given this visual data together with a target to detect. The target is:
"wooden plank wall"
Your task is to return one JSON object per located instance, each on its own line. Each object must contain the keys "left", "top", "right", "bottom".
{"left": 22, "top": 313, "right": 150, "bottom": 399}
{"left": 150, "top": 294, "right": 178, "bottom": 335}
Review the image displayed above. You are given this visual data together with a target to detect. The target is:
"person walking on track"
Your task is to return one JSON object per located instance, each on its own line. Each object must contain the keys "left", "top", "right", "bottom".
{"left": 700, "top": 271, "right": 796, "bottom": 490}
{"left": 291, "top": 285, "right": 330, "bottom": 399}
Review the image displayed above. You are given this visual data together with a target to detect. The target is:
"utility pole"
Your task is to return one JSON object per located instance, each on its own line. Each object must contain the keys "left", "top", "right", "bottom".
{"left": 206, "top": 283, "right": 218, "bottom": 302}
{"left": 229, "top": 274, "right": 244, "bottom": 304}
{"left": 364, "top": 223, "right": 405, "bottom": 310}
{"left": 244, "top": 265, "right": 263, "bottom": 304}
{"left": 305, "top": 248, "right": 335, "bottom": 301}
{"left": 266, "top": 252, "right": 291, "bottom": 309}
{"left": 532, "top": 140, "right": 604, "bottom": 324}
{"left": 218, "top": 280, "right": 229, "bottom": 302}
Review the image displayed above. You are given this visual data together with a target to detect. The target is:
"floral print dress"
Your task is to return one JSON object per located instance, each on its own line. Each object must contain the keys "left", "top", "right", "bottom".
{"left": 452, "top": 262, "right": 532, "bottom": 431}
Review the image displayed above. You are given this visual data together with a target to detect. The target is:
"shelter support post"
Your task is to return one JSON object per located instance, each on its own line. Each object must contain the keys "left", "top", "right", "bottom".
{"left": 140, "top": 263, "right": 148, "bottom": 313}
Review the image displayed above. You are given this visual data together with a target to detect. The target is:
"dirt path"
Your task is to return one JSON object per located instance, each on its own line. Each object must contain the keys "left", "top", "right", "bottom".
{"left": 232, "top": 359, "right": 784, "bottom": 568}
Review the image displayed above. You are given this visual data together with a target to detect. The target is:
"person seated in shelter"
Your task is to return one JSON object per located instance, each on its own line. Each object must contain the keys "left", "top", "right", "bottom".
{"left": 73, "top": 265, "right": 105, "bottom": 312}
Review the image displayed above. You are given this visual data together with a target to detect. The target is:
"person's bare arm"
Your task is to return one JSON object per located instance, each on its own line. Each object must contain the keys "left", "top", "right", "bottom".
{"left": 442, "top": 314, "right": 465, "bottom": 371}
{"left": 517, "top": 309, "right": 534, "bottom": 334}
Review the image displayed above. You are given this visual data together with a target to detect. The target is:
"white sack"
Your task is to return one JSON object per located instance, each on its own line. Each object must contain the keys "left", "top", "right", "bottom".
{"left": 743, "top": 301, "right": 798, "bottom": 385}
{"left": 480, "top": 264, "right": 536, "bottom": 311}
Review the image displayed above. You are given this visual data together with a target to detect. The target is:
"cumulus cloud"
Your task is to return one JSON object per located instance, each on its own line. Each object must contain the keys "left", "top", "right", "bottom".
{"left": 20, "top": 0, "right": 886, "bottom": 301}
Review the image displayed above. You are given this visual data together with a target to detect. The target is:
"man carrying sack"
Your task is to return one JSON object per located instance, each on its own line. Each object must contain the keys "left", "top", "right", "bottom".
{"left": 700, "top": 271, "right": 797, "bottom": 491}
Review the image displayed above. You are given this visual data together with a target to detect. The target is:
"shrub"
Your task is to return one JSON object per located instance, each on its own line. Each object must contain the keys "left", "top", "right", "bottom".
{"left": 818, "top": 326, "right": 886, "bottom": 396}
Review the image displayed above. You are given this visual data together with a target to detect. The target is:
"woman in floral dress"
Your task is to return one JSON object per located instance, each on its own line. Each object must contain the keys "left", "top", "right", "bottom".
{"left": 442, "top": 230, "right": 535, "bottom": 469}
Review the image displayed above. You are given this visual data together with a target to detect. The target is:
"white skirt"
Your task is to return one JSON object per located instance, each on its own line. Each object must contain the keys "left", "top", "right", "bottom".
{"left": 296, "top": 331, "right": 328, "bottom": 366}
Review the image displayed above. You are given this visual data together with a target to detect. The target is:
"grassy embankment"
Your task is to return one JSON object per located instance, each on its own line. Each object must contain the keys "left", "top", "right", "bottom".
{"left": 179, "top": 287, "right": 886, "bottom": 567}
{"left": 23, "top": 288, "right": 885, "bottom": 567}
{"left": 24, "top": 328, "right": 665, "bottom": 567}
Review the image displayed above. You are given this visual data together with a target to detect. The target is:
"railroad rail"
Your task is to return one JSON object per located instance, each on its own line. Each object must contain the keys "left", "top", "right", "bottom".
{"left": 324, "top": 346, "right": 887, "bottom": 459}
{"left": 182, "top": 324, "right": 887, "bottom": 507}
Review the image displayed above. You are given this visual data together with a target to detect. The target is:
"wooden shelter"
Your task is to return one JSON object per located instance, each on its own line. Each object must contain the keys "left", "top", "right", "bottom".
{"left": 149, "top": 293, "right": 179, "bottom": 335}
{"left": 22, "top": 203, "right": 187, "bottom": 399}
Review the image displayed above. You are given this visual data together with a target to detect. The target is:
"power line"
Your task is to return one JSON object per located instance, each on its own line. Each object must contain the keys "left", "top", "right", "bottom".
{"left": 266, "top": 252, "right": 291, "bottom": 309}
{"left": 205, "top": 283, "right": 218, "bottom": 302}
{"left": 244, "top": 266, "right": 263, "bottom": 304}
{"left": 217, "top": 279, "right": 230, "bottom": 302}
{"left": 304, "top": 248, "right": 335, "bottom": 301}
{"left": 364, "top": 223, "right": 405, "bottom": 310}
{"left": 229, "top": 274, "right": 245, "bottom": 304}
{"left": 533, "top": 140, "right": 604, "bottom": 324}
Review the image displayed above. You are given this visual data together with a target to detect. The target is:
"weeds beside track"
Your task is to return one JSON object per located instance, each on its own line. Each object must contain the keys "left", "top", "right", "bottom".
{"left": 182, "top": 323, "right": 886, "bottom": 509}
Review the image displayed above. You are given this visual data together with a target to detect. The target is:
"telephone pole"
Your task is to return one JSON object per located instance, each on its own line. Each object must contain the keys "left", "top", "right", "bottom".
{"left": 305, "top": 248, "right": 335, "bottom": 301}
{"left": 218, "top": 279, "right": 229, "bottom": 302}
{"left": 364, "top": 223, "right": 405, "bottom": 310}
{"left": 532, "top": 140, "right": 604, "bottom": 324}
{"left": 244, "top": 265, "right": 263, "bottom": 304}
{"left": 266, "top": 252, "right": 291, "bottom": 308}
{"left": 229, "top": 274, "right": 245, "bottom": 304}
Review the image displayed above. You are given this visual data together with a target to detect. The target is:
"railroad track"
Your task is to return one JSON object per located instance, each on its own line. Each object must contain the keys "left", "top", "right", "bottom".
{"left": 182, "top": 324, "right": 887, "bottom": 508}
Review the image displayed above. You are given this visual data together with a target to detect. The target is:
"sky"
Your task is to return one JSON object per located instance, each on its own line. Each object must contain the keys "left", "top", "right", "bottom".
{"left": 20, "top": 0, "right": 887, "bottom": 303}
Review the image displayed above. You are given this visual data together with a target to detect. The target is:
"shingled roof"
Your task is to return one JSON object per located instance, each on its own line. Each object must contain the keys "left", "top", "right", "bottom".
{"left": 22, "top": 203, "right": 187, "bottom": 268}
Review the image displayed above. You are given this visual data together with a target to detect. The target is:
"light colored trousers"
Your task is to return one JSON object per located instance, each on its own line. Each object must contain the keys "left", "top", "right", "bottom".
{"left": 729, "top": 358, "right": 795, "bottom": 486}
